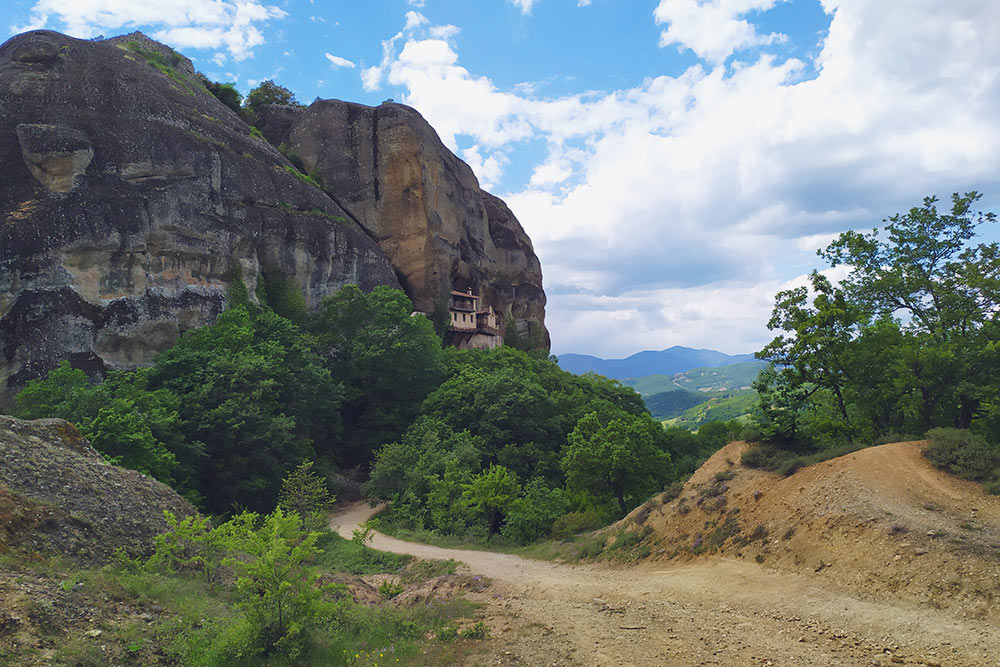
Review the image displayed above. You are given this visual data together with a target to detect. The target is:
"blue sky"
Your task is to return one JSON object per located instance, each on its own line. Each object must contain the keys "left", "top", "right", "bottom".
{"left": 5, "top": 1, "right": 1000, "bottom": 358}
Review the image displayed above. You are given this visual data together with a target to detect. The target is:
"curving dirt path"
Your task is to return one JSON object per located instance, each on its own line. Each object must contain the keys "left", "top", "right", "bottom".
{"left": 331, "top": 503, "right": 1000, "bottom": 666}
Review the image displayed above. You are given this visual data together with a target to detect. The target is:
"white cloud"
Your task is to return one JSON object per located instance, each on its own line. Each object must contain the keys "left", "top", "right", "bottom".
{"left": 462, "top": 146, "right": 509, "bottom": 189}
{"left": 13, "top": 0, "right": 286, "bottom": 61}
{"left": 371, "top": 1, "right": 1000, "bottom": 356}
{"left": 361, "top": 31, "right": 403, "bottom": 91}
{"left": 509, "top": 0, "right": 536, "bottom": 15}
{"left": 653, "top": 0, "right": 787, "bottom": 63}
{"left": 325, "top": 52, "right": 356, "bottom": 69}
{"left": 404, "top": 10, "right": 428, "bottom": 31}
{"left": 429, "top": 24, "right": 460, "bottom": 39}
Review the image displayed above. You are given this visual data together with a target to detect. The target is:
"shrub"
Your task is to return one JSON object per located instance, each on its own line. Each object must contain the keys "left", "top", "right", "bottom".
{"left": 550, "top": 510, "right": 604, "bottom": 540}
{"left": 633, "top": 502, "right": 654, "bottom": 526}
{"left": 378, "top": 579, "right": 404, "bottom": 599}
{"left": 459, "top": 621, "right": 488, "bottom": 639}
{"left": 220, "top": 509, "right": 334, "bottom": 658}
{"left": 575, "top": 536, "right": 605, "bottom": 560}
{"left": 924, "top": 428, "right": 1000, "bottom": 482}
{"left": 609, "top": 527, "right": 643, "bottom": 551}
{"left": 740, "top": 444, "right": 785, "bottom": 470}
{"left": 662, "top": 480, "right": 685, "bottom": 502}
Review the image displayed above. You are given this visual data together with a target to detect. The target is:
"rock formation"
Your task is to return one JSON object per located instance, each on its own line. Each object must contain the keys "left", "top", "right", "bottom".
{"left": 256, "top": 100, "right": 548, "bottom": 348}
{"left": 0, "top": 415, "right": 195, "bottom": 561}
{"left": 0, "top": 30, "right": 399, "bottom": 397}
{"left": 0, "top": 29, "right": 548, "bottom": 399}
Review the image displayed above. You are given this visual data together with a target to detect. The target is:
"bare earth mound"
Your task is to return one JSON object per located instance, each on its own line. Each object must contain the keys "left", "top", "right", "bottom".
{"left": 631, "top": 440, "right": 1000, "bottom": 623}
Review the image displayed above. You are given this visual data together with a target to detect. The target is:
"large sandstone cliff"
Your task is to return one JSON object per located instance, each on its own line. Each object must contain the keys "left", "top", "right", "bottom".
{"left": 0, "top": 30, "right": 547, "bottom": 398}
{"left": 256, "top": 100, "right": 548, "bottom": 347}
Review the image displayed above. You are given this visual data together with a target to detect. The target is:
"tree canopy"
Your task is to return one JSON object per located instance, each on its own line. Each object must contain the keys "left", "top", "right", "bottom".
{"left": 755, "top": 192, "right": 1000, "bottom": 448}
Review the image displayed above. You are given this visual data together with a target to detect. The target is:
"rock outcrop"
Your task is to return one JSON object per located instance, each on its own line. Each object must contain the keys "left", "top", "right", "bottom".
{"left": 256, "top": 100, "right": 548, "bottom": 347}
{"left": 0, "top": 415, "right": 195, "bottom": 561}
{"left": 0, "top": 30, "right": 548, "bottom": 399}
{"left": 0, "top": 31, "right": 400, "bottom": 397}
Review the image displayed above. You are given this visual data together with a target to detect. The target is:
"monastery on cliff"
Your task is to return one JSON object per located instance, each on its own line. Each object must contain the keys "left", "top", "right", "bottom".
{"left": 447, "top": 288, "right": 502, "bottom": 349}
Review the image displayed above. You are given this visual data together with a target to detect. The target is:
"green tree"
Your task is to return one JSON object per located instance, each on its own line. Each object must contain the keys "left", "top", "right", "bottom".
{"left": 562, "top": 411, "right": 672, "bottom": 517}
{"left": 501, "top": 478, "right": 570, "bottom": 543}
{"left": 220, "top": 509, "right": 331, "bottom": 658}
{"left": 153, "top": 306, "right": 341, "bottom": 513}
{"left": 755, "top": 191, "right": 1000, "bottom": 447}
{"left": 14, "top": 363, "right": 191, "bottom": 488}
{"left": 757, "top": 270, "right": 861, "bottom": 436}
{"left": 245, "top": 79, "right": 298, "bottom": 109}
{"left": 197, "top": 74, "right": 243, "bottom": 113}
{"left": 820, "top": 192, "right": 999, "bottom": 430}
{"left": 462, "top": 464, "right": 521, "bottom": 537}
{"left": 309, "top": 285, "right": 445, "bottom": 462}
{"left": 278, "top": 460, "right": 334, "bottom": 531}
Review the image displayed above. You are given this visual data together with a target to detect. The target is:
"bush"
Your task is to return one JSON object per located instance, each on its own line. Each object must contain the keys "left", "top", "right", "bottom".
{"left": 550, "top": 510, "right": 604, "bottom": 540}
{"left": 378, "top": 579, "right": 404, "bottom": 599}
{"left": 662, "top": 480, "right": 685, "bottom": 502}
{"left": 500, "top": 479, "right": 569, "bottom": 544}
{"left": 575, "top": 536, "right": 605, "bottom": 560}
{"left": 924, "top": 428, "right": 1000, "bottom": 482}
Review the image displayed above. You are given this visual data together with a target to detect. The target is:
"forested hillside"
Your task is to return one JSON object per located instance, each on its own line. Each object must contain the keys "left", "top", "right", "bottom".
{"left": 622, "top": 361, "right": 765, "bottom": 423}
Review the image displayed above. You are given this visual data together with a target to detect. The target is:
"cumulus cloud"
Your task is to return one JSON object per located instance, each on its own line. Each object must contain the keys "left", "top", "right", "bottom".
{"left": 368, "top": 0, "right": 1000, "bottom": 356}
{"left": 653, "top": 0, "right": 788, "bottom": 63}
{"left": 325, "top": 52, "right": 356, "bottom": 69}
{"left": 12, "top": 0, "right": 285, "bottom": 61}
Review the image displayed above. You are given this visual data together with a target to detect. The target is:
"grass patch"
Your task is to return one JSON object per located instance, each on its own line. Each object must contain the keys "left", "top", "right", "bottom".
{"left": 398, "top": 558, "right": 458, "bottom": 584}
{"left": 314, "top": 531, "right": 411, "bottom": 575}
{"left": 124, "top": 41, "right": 195, "bottom": 95}
{"left": 283, "top": 164, "right": 323, "bottom": 189}
{"left": 9, "top": 530, "right": 479, "bottom": 667}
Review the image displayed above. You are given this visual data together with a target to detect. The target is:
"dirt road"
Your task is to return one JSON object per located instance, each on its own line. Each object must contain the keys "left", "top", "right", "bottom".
{"left": 332, "top": 504, "right": 1000, "bottom": 666}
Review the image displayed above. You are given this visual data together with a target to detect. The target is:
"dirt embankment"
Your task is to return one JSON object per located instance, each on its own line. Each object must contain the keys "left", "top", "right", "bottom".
{"left": 630, "top": 440, "right": 1000, "bottom": 624}
{"left": 333, "top": 441, "right": 1000, "bottom": 666}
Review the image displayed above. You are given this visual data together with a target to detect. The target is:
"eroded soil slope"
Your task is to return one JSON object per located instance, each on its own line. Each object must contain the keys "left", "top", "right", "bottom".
{"left": 632, "top": 441, "right": 1000, "bottom": 623}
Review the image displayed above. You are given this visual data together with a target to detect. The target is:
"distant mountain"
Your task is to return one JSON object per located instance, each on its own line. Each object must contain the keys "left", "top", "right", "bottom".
{"left": 623, "top": 361, "right": 766, "bottom": 396}
{"left": 616, "top": 360, "right": 767, "bottom": 422}
{"left": 555, "top": 346, "right": 757, "bottom": 380}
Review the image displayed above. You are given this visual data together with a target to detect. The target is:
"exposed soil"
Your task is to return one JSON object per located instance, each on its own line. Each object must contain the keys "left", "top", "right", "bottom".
{"left": 331, "top": 441, "right": 1000, "bottom": 666}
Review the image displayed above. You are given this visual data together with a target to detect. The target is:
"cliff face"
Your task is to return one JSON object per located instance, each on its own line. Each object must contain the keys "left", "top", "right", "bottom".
{"left": 257, "top": 100, "right": 548, "bottom": 347}
{"left": 0, "top": 31, "right": 399, "bottom": 395}
{"left": 0, "top": 30, "right": 548, "bottom": 397}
